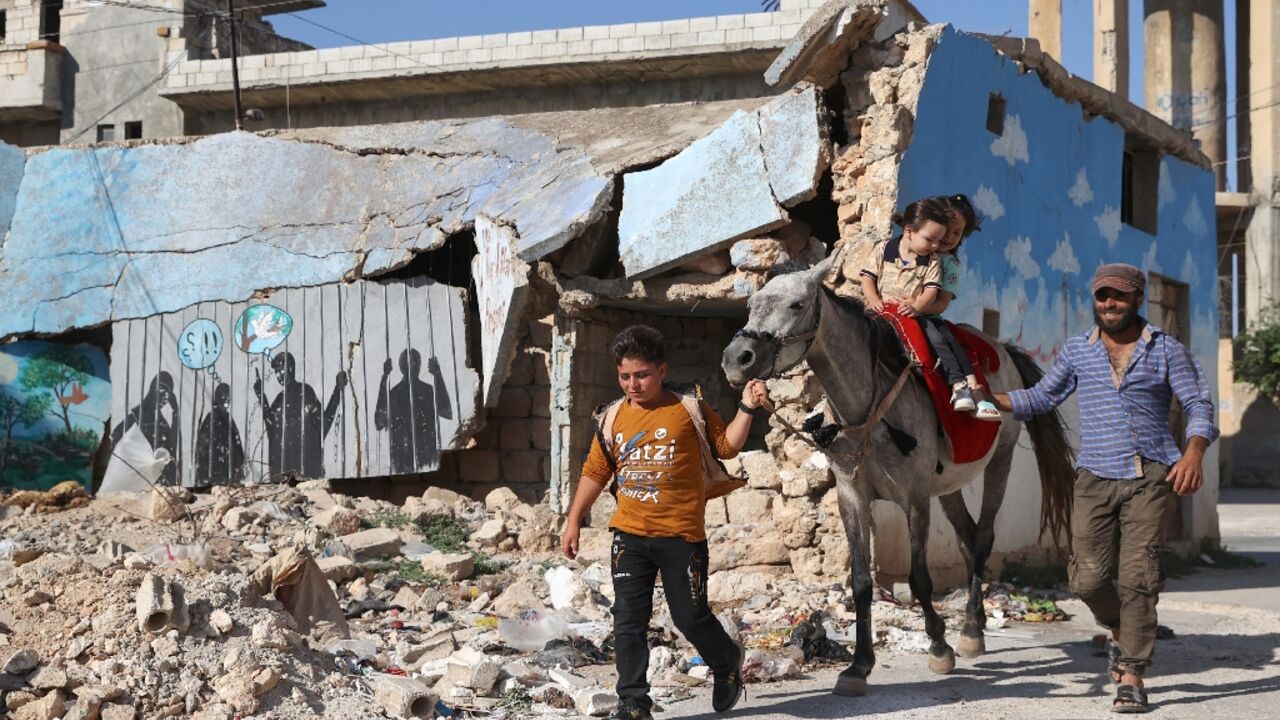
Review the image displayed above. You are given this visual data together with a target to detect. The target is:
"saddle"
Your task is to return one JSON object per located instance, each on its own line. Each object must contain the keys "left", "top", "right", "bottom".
{"left": 879, "top": 303, "right": 1002, "bottom": 464}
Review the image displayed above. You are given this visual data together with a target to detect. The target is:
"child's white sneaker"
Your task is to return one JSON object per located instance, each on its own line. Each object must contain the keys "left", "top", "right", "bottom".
{"left": 950, "top": 383, "right": 976, "bottom": 412}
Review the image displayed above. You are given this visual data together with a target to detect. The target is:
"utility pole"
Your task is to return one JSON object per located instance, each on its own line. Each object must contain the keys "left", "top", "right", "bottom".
{"left": 227, "top": 0, "right": 244, "bottom": 131}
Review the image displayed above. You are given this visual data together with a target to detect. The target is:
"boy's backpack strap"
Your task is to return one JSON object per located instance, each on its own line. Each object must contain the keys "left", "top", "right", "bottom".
{"left": 592, "top": 398, "right": 626, "bottom": 492}
{"left": 677, "top": 394, "right": 747, "bottom": 500}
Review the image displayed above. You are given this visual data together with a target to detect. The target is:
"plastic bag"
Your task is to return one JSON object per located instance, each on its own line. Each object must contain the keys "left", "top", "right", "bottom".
{"left": 100, "top": 425, "right": 171, "bottom": 494}
{"left": 498, "top": 608, "right": 570, "bottom": 652}
{"left": 741, "top": 647, "right": 803, "bottom": 682}
{"left": 145, "top": 543, "right": 211, "bottom": 569}
{"left": 399, "top": 540, "right": 436, "bottom": 561}
{"left": 247, "top": 500, "right": 290, "bottom": 521}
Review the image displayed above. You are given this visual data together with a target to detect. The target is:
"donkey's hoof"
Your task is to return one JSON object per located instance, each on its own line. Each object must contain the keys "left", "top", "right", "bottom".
{"left": 833, "top": 671, "right": 869, "bottom": 697}
{"left": 956, "top": 635, "right": 986, "bottom": 658}
{"left": 928, "top": 648, "right": 956, "bottom": 675}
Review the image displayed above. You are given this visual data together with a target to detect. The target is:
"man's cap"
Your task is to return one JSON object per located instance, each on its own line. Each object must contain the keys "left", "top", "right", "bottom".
{"left": 1092, "top": 263, "right": 1145, "bottom": 294}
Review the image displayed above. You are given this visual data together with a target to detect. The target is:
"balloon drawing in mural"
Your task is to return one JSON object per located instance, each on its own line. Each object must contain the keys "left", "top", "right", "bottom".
{"left": 195, "top": 383, "right": 246, "bottom": 485}
{"left": 111, "top": 372, "right": 182, "bottom": 485}
{"left": 178, "top": 318, "right": 223, "bottom": 371}
{"left": 375, "top": 349, "right": 453, "bottom": 473}
{"left": 253, "top": 353, "right": 347, "bottom": 480}
{"left": 234, "top": 305, "right": 293, "bottom": 358}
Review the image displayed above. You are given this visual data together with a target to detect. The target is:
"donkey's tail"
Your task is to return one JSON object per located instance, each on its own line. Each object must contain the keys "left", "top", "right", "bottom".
{"left": 1004, "top": 343, "right": 1076, "bottom": 554}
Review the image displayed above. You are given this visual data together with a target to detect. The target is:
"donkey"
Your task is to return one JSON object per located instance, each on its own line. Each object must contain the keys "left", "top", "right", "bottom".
{"left": 722, "top": 255, "right": 1074, "bottom": 696}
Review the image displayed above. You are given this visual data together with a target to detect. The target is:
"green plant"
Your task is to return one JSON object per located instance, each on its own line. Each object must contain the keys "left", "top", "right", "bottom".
{"left": 414, "top": 513, "right": 470, "bottom": 553}
{"left": 497, "top": 687, "right": 532, "bottom": 712}
{"left": 370, "top": 556, "right": 445, "bottom": 586}
{"left": 361, "top": 509, "right": 409, "bottom": 530}
{"left": 472, "top": 552, "right": 506, "bottom": 577}
{"left": 1234, "top": 303, "right": 1280, "bottom": 406}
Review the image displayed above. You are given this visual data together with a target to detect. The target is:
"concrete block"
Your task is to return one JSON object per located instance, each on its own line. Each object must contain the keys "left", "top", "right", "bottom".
{"left": 421, "top": 552, "right": 474, "bottom": 581}
{"left": 440, "top": 646, "right": 500, "bottom": 692}
{"left": 340, "top": 528, "right": 404, "bottom": 558}
{"left": 609, "top": 23, "right": 637, "bottom": 38}
{"left": 312, "top": 506, "right": 361, "bottom": 535}
{"left": 374, "top": 675, "right": 437, "bottom": 719}
{"left": 458, "top": 451, "right": 502, "bottom": 484}
{"left": 135, "top": 573, "right": 189, "bottom": 634}
{"left": 315, "top": 556, "right": 359, "bottom": 582}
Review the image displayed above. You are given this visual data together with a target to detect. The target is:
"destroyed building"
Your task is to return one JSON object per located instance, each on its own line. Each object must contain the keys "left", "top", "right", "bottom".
{"left": 0, "top": 0, "right": 1218, "bottom": 592}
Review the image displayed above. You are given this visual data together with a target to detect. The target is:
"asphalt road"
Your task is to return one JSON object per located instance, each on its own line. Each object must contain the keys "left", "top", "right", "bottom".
{"left": 663, "top": 488, "right": 1280, "bottom": 720}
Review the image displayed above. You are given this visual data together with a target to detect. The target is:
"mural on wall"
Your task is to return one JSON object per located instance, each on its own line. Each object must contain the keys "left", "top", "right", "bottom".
{"left": 0, "top": 342, "right": 111, "bottom": 491}
{"left": 108, "top": 277, "right": 479, "bottom": 487}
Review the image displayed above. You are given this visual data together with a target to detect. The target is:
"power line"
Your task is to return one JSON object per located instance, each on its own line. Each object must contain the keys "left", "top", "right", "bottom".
{"left": 1191, "top": 96, "right": 1280, "bottom": 130}
{"left": 282, "top": 12, "right": 446, "bottom": 71}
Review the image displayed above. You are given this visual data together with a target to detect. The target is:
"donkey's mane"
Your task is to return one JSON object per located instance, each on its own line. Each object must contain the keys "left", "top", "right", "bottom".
{"left": 818, "top": 285, "right": 911, "bottom": 376}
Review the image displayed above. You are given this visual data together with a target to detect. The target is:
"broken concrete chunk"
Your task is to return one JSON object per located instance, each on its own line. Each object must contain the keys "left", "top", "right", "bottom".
{"left": 483, "top": 487, "right": 521, "bottom": 514}
{"left": 766, "top": 0, "right": 887, "bottom": 87}
{"left": 437, "top": 646, "right": 501, "bottom": 695}
{"left": 420, "top": 552, "right": 474, "bottom": 581}
{"left": 11, "top": 690, "right": 65, "bottom": 720}
{"left": 374, "top": 675, "right": 438, "bottom": 719}
{"left": 340, "top": 528, "right": 404, "bottom": 558}
{"left": 759, "top": 86, "right": 830, "bottom": 206}
{"left": 312, "top": 506, "right": 362, "bottom": 536}
{"left": 28, "top": 664, "right": 68, "bottom": 690}
{"left": 3, "top": 648, "right": 40, "bottom": 674}
{"left": 574, "top": 688, "right": 618, "bottom": 717}
{"left": 473, "top": 518, "right": 506, "bottom": 548}
{"left": 209, "top": 610, "right": 235, "bottom": 636}
{"left": 315, "top": 556, "right": 359, "bottom": 583}
{"left": 98, "top": 702, "right": 137, "bottom": 720}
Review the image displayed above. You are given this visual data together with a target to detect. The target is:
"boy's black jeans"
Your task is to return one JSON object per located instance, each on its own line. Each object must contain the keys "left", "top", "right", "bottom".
{"left": 611, "top": 530, "right": 739, "bottom": 709}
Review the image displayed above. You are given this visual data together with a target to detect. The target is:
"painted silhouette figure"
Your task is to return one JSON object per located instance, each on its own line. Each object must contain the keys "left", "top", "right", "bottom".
{"left": 195, "top": 383, "right": 245, "bottom": 485}
{"left": 253, "top": 353, "right": 347, "bottom": 480}
{"left": 112, "top": 372, "right": 182, "bottom": 485}
{"left": 375, "top": 349, "right": 453, "bottom": 473}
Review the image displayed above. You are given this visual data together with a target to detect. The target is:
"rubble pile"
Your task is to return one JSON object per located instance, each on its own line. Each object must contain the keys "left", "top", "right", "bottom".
{"left": 0, "top": 469, "right": 1066, "bottom": 719}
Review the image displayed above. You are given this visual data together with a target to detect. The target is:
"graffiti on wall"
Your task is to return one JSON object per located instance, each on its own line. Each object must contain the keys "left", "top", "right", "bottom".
{"left": 0, "top": 342, "right": 111, "bottom": 491}
{"left": 108, "top": 277, "right": 479, "bottom": 486}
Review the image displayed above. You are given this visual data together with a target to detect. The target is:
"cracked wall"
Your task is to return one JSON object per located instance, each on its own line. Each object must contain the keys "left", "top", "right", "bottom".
{"left": 107, "top": 277, "right": 479, "bottom": 486}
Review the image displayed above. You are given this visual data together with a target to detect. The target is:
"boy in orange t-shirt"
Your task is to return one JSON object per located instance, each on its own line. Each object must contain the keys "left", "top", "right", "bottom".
{"left": 561, "top": 325, "right": 769, "bottom": 720}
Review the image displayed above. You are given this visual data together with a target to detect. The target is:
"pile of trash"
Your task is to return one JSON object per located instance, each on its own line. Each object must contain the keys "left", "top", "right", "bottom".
{"left": 0, "top": 480, "right": 1061, "bottom": 718}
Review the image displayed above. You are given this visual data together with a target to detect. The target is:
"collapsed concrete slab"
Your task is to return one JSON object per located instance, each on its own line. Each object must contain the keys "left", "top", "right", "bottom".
{"left": 616, "top": 87, "right": 828, "bottom": 279}
{"left": 766, "top": 0, "right": 889, "bottom": 88}
{"left": 473, "top": 217, "right": 532, "bottom": 409}
{"left": 0, "top": 100, "right": 761, "bottom": 342}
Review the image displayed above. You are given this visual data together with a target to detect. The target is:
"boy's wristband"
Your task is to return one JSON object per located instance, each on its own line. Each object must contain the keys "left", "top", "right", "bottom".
{"left": 738, "top": 401, "right": 759, "bottom": 414}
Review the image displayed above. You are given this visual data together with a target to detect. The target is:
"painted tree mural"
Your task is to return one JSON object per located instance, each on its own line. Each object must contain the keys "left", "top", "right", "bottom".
{"left": 20, "top": 346, "right": 93, "bottom": 434}
{"left": 0, "top": 389, "right": 49, "bottom": 472}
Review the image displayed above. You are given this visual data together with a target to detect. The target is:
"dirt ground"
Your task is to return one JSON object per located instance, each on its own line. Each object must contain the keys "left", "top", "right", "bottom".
{"left": 663, "top": 488, "right": 1280, "bottom": 720}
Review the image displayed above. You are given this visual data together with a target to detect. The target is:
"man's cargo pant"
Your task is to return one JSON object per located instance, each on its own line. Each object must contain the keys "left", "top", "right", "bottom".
{"left": 1069, "top": 460, "right": 1172, "bottom": 676}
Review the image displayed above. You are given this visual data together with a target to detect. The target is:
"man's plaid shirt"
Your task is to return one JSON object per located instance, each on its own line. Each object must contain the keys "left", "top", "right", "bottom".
{"left": 1008, "top": 321, "right": 1218, "bottom": 480}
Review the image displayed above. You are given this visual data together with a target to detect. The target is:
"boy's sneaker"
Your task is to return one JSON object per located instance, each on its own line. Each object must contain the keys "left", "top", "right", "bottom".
{"left": 609, "top": 700, "right": 653, "bottom": 720}
{"left": 712, "top": 643, "right": 746, "bottom": 713}
{"left": 950, "top": 383, "right": 976, "bottom": 412}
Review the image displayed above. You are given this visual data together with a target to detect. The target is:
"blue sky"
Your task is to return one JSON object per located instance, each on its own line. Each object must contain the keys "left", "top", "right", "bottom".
{"left": 269, "top": 1, "right": 1241, "bottom": 188}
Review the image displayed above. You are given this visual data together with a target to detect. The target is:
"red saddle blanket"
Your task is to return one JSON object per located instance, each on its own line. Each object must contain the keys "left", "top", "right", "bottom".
{"left": 880, "top": 304, "right": 1002, "bottom": 464}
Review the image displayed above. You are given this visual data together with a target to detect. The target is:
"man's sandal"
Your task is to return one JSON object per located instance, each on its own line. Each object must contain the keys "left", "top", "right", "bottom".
{"left": 1112, "top": 684, "right": 1151, "bottom": 714}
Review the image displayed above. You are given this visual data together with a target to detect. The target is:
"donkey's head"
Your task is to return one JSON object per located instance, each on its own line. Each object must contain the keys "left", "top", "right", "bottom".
{"left": 722, "top": 255, "right": 835, "bottom": 385}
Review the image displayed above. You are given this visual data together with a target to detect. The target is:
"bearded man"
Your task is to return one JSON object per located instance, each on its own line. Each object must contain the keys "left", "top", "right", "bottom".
{"left": 991, "top": 263, "right": 1218, "bottom": 714}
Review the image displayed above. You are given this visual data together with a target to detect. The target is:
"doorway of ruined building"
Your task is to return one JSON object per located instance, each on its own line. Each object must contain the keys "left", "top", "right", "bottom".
{"left": 553, "top": 303, "right": 768, "bottom": 516}
{"left": 1148, "top": 272, "right": 1194, "bottom": 544}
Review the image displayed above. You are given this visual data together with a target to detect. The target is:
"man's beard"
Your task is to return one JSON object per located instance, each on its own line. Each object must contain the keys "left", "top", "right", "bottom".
{"left": 1094, "top": 305, "right": 1139, "bottom": 334}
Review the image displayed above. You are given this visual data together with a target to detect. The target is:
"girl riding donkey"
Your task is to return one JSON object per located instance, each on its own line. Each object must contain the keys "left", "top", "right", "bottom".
{"left": 859, "top": 197, "right": 999, "bottom": 420}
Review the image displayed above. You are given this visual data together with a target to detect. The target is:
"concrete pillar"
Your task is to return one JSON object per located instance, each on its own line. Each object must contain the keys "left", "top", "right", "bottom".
{"left": 1236, "top": 0, "right": 1251, "bottom": 192}
{"left": 1094, "top": 0, "right": 1130, "bottom": 98}
{"left": 1245, "top": 0, "right": 1280, "bottom": 323}
{"left": 1029, "top": 0, "right": 1063, "bottom": 59}
{"left": 1143, "top": 0, "right": 1227, "bottom": 189}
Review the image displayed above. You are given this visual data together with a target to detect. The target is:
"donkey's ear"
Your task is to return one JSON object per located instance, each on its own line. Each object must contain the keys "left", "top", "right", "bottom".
{"left": 809, "top": 251, "right": 838, "bottom": 282}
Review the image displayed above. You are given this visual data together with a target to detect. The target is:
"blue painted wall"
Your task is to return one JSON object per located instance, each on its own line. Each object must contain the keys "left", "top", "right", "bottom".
{"left": 898, "top": 28, "right": 1218, "bottom": 369}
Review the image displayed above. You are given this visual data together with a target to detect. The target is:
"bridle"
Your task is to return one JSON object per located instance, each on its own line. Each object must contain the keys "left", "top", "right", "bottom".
{"left": 732, "top": 292, "right": 822, "bottom": 379}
